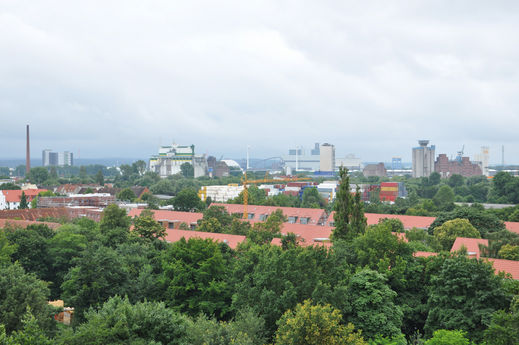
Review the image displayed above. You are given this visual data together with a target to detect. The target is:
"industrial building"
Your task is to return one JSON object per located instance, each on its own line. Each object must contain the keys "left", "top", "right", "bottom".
{"left": 149, "top": 144, "right": 207, "bottom": 178}
{"left": 412, "top": 140, "right": 435, "bottom": 178}
{"left": 336, "top": 154, "right": 362, "bottom": 171}
{"left": 319, "top": 143, "right": 335, "bottom": 173}
{"left": 363, "top": 163, "right": 387, "bottom": 178}
{"left": 434, "top": 154, "right": 482, "bottom": 178}
{"left": 198, "top": 185, "right": 244, "bottom": 203}
{"left": 42, "top": 149, "right": 73, "bottom": 166}
{"left": 282, "top": 143, "right": 321, "bottom": 172}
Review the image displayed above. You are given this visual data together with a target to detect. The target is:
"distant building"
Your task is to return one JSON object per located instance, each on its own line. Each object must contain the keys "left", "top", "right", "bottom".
{"left": 363, "top": 163, "right": 387, "bottom": 177}
{"left": 474, "top": 146, "right": 490, "bottom": 176}
{"left": 336, "top": 153, "right": 362, "bottom": 171}
{"left": 391, "top": 157, "right": 402, "bottom": 170}
{"left": 149, "top": 144, "right": 207, "bottom": 178}
{"left": 42, "top": 150, "right": 73, "bottom": 167}
{"left": 412, "top": 140, "right": 435, "bottom": 178}
{"left": 434, "top": 154, "right": 482, "bottom": 178}
{"left": 282, "top": 143, "right": 321, "bottom": 172}
{"left": 207, "top": 156, "right": 230, "bottom": 178}
{"left": 319, "top": 143, "right": 335, "bottom": 172}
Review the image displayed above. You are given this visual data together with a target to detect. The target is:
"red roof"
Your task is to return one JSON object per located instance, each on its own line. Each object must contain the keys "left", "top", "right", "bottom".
{"left": 164, "top": 229, "right": 245, "bottom": 249}
{"left": 450, "top": 237, "right": 488, "bottom": 258}
{"left": 278, "top": 223, "right": 333, "bottom": 246}
{"left": 1, "top": 189, "right": 48, "bottom": 203}
{"left": 327, "top": 212, "right": 435, "bottom": 229}
{"left": 0, "top": 218, "right": 61, "bottom": 230}
{"left": 485, "top": 258, "right": 519, "bottom": 280}
{"left": 213, "top": 203, "right": 327, "bottom": 225}
{"left": 128, "top": 209, "right": 203, "bottom": 225}
{"left": 505, "top": 221, "right": 519, "bottom": 235}
{"left": 413, "top": 251, "right": 439, "bottom": 258}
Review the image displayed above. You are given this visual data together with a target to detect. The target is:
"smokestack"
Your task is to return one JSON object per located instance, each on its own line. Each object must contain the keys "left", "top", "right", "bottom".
{"left": 26, "top": 125, "right": 30, "bottom": 175}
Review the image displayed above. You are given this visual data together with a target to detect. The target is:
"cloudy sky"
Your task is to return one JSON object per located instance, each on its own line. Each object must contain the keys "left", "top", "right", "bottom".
{"left": 1, "top": 1, "right": 518, "bottom": 164}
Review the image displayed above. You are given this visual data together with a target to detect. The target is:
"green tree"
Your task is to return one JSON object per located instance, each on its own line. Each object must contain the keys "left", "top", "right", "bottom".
{"left": 180, "top": 162, "right": 194, "bottom": 178}
{"left": 428, "top": 207, "right": 505, "bottom": 238}
{"left": 498, "top": 244, "right": 519, "bottom": 261}
{"left": 6, "top": 226, "right": 53, "bottom": 283}
{"left": 425, "top": 329, "right": 470, "bottom": 345}
{"left": 301, "top": 187, "right": 325, "bottom": 208}
{"left": 275, "top": 300, "right": 367, "bottom": 345}
{"left": 424, "top": 254, "right": 509, "bottom": 341}
{"left": 27, "top": 167, "right": 49, "bottom": 185}
{"left": 117, "top": 187, "right": 136, "bottom": 202}
{"left": 448, "top": 174, "right": 465, "bottom": 188}
{"left": 161, "top": 238, "right": 231, "bottom": 318}
{"left": 483, "top": 296, "right": 519, "bottom": 345}
{"left": 133, "top": 209, "right": 166, "bottom": 240}
{"left": 0, "top": 309, "right": 53, "bottom": 345}
{"left": 0, "top": 230, "right": 15, "bottom": 266}
{"left": 333, "top": 167, "right": 356, "bottom": 241}
{"left": 58, "top": 296, "right": 188, "bottom": 345}
{"left": 433, "top": 185, "right": 455, "bottom": 211}
{"left": 0, "top": 264, "right": 54, "bottom": 334}
{"left": 18, "top": 192, "right": 28, "bottom": 209}
{"left": 172, "top": 188, "right": 204, "bottom": 212}
{"left": 61, "top": 245, "right": 130, "bottom": 321}
{"left": 344, "top": 269, "right": 403, "bottom": 340}
{"left": 99, "top": 204, "right": 131, "bottom": 248}
{"left": 47, "top": 225, "right": 88, "bottom": 298}
{"left": 433, "top": 218, "right": 480, "bottom": 250}
{"left": 94, "top": 170, "right": 104, "bottom": 185}
{"left": 0, "top": 183, "right": 21, "bottom": 190}
{"left": 79, "top": 166, "right": 87, "bottom": 181}
{"left": 132, "top": 160, "right": 147, "bottom": 176}
{"left": 186, "top": 309, "right": 266, "bottom": 345}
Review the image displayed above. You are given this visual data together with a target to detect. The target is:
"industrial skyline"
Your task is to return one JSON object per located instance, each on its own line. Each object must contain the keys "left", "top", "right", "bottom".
{"left": 1, "top": 2, "right": 519, "bottom": 163}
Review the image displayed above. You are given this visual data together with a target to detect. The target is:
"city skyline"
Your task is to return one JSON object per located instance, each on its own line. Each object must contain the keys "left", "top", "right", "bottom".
{"left": 1, "top": 2, "right": 518, "bottom": 163}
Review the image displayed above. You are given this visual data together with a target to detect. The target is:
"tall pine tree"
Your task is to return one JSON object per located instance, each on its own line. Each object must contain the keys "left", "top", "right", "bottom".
{"left": 332, "top": 167, "right": 365, "bottom": 241}
{"left": 19, "top": 191, "right": 29, "bottom": 209}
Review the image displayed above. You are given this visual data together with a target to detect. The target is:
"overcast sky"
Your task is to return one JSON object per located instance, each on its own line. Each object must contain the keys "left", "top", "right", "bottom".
{"left": 1, "top": 1, "right": 518, "bottom": 164}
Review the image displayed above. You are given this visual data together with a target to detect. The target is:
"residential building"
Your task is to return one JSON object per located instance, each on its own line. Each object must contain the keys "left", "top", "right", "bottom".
{"left": 0, "top": 189, "right": 47, "bottom": 209}
{"left": 412, "top": 140, "right": 435, "bottom": 178}
{"left": 43, "top": 150, "right": 73, "bottom": 166}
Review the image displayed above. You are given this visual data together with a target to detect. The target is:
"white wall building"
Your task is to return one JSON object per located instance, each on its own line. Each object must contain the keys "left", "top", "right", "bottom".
{"left": 282, "top": 143, "right": 321, "bottom": 172}
{"left": 198, "top": 185, "right": 244, "bottom": 202}
{"left": 149, "top": 144, "right": 207, "bottom": 178}
{"left": 474, "top": 146, "right": 490, "bottom": 176}
{"left": 320, "top": 143, "right": 335, "bottom": 172}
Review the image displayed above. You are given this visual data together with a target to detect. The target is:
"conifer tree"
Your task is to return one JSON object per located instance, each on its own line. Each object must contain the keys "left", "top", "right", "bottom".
{"left": 332, "top": 167, "right": 365, "bottom": 241}
{"left": 19, "top": 191, "right": 29, "bottom": 209}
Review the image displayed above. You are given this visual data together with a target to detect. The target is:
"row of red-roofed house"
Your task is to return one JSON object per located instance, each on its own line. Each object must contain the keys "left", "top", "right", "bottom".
{"left": 129, "top": 207, "right": 519, "bottom": 280}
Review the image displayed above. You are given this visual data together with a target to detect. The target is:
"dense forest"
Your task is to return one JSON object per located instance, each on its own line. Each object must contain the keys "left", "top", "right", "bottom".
{"left": 1, "top": 167, "right": 519, "bottom": 344}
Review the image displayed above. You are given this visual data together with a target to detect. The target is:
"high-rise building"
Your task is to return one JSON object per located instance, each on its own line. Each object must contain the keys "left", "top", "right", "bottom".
{"left": 391, "top": 157, "right": 402, "bottom": 170}
{"left": 412, "top": 140, "right": 435, "bottom": 178}
{"left": 282, "top": 143, "right": 321, "bottom": 171}
{"left": 320, "top": 143, "right": 335, "bottom": 172}
{"left": 42, "top": 150, "right": 73, "bottom": 166}
{"left": 42, "top": 149, "right": 52, "bottom": 167}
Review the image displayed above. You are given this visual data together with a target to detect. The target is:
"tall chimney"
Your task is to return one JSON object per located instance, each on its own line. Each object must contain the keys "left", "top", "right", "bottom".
{"left": 26, "top": 124, "right": 30, "bottom": 175}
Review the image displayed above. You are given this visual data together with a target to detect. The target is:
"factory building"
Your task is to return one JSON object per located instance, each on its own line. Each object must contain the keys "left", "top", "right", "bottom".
{"left": 336, "top": 154, "right": 362, "bottom": 171}
{"left": 363, "top": 163, "right": 387, "bottom": 177}
{"left": 434, "top": 154, "right": 482, "bottom": 178}
{"left": 282, "top": 143, "right": 321, "bottom": 172}
{"left": 474, "top": 146, "right": 490, "bottom": 176}
{"left": 149, "top": 144, "right": 207, "bottom": 178}
{"left": 412, "top": 140, "right": 435, "bottom": 178}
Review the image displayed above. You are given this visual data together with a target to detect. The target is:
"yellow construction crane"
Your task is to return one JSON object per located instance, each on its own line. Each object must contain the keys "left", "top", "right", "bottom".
{"left": 241, "top": 172, "right": 311, "bottom": 219}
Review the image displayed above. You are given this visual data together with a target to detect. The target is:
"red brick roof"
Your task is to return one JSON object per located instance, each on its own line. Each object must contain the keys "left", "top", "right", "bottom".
{"left": 327, "top": 211, "right": 435, "bottom": 229}
{"left": 0, "top": 219, "right": 61, "bottom": 230}
{"left": 450, "top": 237, "right": 488, "bottom": 258}
{"left": 164, "top": 229, "right": 246, "bottom": 249}
{"left": 128, "top": 209, "right": 203, "bottom": 225}
{"left": 505, "top": 221, "right": 519, "bottom": 235}
{"left": 213, "top": 203, "right": 327, "bottom": 225}
{"left": 484, "top": 258, "right": 519, "bottom": 280}
{"left": 278, "top": 223, "right": 333, "bottom": 246}
{"left": 413, "top": 251, "right": 439, "bottom": 258}
{"left": 1, "top": 189, "right": 48, "bottom": 203}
